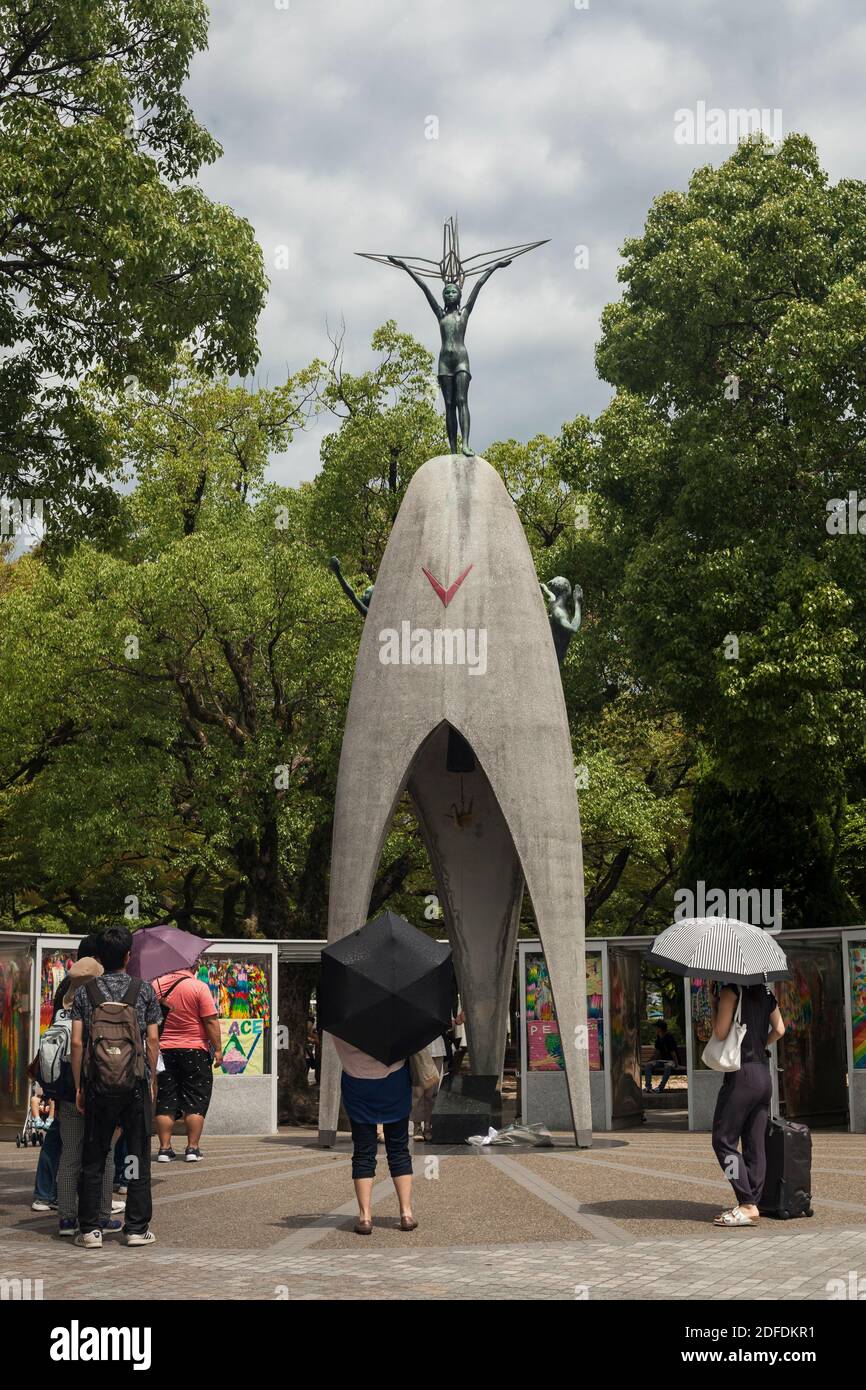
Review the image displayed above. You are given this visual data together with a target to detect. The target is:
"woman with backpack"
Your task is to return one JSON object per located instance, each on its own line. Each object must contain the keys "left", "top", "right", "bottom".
{"left": 41, "top": 946, "right": 125, "bottom": 1237}
{"left": 30, "top": 938, "right": 100, "bottom": 1214}
{"left": 29, "top": 1082, "right": 61, "bottom": 1213}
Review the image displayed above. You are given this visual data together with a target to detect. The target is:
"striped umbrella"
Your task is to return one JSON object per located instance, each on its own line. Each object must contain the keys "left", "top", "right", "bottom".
{"left": 649, "top": 917, "right": 790, "bottom": 984}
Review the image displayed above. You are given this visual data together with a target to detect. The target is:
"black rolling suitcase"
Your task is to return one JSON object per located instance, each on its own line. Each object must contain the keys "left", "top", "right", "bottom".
{"left": 759, "top": 1117, "right": 813, "bottom": 1219}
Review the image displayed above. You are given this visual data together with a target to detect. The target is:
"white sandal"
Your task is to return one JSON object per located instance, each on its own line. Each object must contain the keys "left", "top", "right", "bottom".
{"left": 714, "top": 1205, "right": 757, "bottom": 1227}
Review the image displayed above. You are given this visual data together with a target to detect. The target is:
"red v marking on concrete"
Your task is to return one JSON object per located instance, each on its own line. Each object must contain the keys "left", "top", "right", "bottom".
{"left": 422, "top": 563, "right": 473, "bottom": 607}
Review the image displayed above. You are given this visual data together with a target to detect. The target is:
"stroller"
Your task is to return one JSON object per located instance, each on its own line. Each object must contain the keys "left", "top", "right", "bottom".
{"left": 16, "top": 1084, "right": 53, "bottom": 1148}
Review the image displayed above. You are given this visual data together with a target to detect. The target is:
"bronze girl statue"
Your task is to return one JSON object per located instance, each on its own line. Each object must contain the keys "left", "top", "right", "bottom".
{"left": 386, "top": 255, "right": 511, "bottom": 456}
{"left": 358, "top": 218, "right": 547, "bottom": 457}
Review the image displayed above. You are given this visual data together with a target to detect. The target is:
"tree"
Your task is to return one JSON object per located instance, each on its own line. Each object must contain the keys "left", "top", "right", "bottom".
{"left": 306, "top": 320, "right": 444, "bottom": 581}
{"left": 593, "top": 134, "right": 866, "bottom": 923}
{"left": 0, "top": 0, "right": 266, "bottom": 536}
{"left": 486, "top": 423, "right": 695, "bottom": 935}
{"left": 0, "top": 373, "right": 341, "bottom": 929}
{"left": 681, "top": 776, "right": 851, "bottom": 929}
{"left": 0, "top": 350, "right": 441, "bottom": 1111}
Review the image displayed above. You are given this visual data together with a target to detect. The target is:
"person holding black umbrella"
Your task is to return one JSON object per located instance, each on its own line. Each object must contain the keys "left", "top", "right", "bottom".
{"left": 320, "top": 910, "right": 454, "bottom": 1235}
{"left": 330, "top": 1036, "right": 416, "bottom": 1235}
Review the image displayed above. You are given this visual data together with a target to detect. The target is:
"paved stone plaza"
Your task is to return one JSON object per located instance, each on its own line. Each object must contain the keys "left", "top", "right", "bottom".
{"left": 2, "top": 1126, "right": 866, "bottom": 1300}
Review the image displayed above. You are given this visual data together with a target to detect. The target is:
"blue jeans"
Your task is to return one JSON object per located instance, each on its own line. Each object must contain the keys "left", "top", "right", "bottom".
{"left": 32, "top": 1114, "right": 62, "bottom": 1203}
{"left": 644, "top": 1061, "right": 675, "bottom": 1091}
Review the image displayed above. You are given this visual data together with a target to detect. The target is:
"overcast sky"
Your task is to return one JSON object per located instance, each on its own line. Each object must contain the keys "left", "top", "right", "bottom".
{"left": 186, "top": 0, "right": 866, "bottom": 483}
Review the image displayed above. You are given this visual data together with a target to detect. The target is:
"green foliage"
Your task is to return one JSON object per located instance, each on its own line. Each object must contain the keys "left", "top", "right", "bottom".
{"left": 0, "top": 331, "right": 445, "bottom": 940}
{"left": 680, "top": 777, "right": 851, "bottom": 929}
{"left": 307, "top": 322, "right": 443, "bottom": 576}
{"left": 0, "top": 364, "right": 352, "bottom": 936}
{"left": 0, "top": 1, "right": 266, "bottom": 533}
{"left": 484, "top": 422, "right": 695, "bottom": 936}
{"left": 592, "top": 135, "right": 866, "bottom": 921}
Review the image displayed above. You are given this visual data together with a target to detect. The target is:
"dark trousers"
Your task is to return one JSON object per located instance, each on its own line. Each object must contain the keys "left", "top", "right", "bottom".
{"left": 79, "top": 1083, "right": 152, "bottom": 1235}
{"left": 350, "top": 1117, "right": 412, "bottom": 1180}
{"left": 711, "top": 1063, "right": 772, "bottom": 1206}
{"left": 113, "top": 1134, "right": 128, "bottom": 1186}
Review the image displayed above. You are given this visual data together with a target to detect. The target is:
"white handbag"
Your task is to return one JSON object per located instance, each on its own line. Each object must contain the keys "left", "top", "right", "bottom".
{"left": 701, "top": 988, "right": 745, "bottom": 1072}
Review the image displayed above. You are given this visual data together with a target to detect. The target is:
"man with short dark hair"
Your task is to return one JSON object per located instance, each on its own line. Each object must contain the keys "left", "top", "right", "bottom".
{"left": 71, "top": 925, "right": 160, "bottom": 1248}
{"left": 644, "top": 1019, "right": 679, "bottom": 1093}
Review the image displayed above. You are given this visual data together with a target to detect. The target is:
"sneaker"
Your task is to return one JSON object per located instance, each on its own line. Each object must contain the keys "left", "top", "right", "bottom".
{"left": 184, "top": 1147, "right": 203, "bottom": 1162}
{"left": 113, "top": 1183, "right": 128, "bottom": 1196}
{"left": 58, "top": 1219, "right": 77, "bottom": 1238}
{"left": 74, "top": 1229, "right": 102, "bottom": 1249}
{"left": 111, "top": 1199, "right": 126, "bottom": 1214}
{"left": 125, "top": 1229, "right": 156, "bottom": 1247}
{"left": 100, "top": 1218, "right": 123, "bottom": 1234}
{"left": 156, "top": 1147, "right": 177, "bottom": 1163}
{"left": 31, "top": 1198, "right": 56, "bottom": 1212}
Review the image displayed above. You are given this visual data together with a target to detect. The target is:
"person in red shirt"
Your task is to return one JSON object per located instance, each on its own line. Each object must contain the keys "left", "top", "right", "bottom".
{"left": 152, "top": 968, "right": 222, "bottom": 1162}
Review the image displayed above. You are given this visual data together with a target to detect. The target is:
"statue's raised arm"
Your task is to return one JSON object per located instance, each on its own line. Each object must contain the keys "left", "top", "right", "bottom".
{"left": 329, "top": 556, "right": 373, "bottom": 619}
{"left": 357, "top": 218, "right": 546, "bottom": 457}
{"left": 463, "top": 258, "right": 512, "bottom": 316}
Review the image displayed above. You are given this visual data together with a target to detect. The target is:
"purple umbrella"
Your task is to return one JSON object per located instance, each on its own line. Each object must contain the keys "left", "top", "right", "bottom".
{"left": 128, "top": 924, "right": 207, "bottom": 982}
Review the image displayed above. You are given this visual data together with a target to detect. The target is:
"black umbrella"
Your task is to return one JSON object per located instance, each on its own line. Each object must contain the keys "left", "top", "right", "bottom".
{"left": 319, "top": 910, "right": 453, "bottom": 1065}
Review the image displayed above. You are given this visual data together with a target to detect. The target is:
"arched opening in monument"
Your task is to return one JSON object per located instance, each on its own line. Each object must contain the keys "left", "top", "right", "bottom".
{"left": 406, "top": 720, "right": 524, "bottom": 1057}
{"left": 359, "top": 718, "right": 530, "bottom": 1137}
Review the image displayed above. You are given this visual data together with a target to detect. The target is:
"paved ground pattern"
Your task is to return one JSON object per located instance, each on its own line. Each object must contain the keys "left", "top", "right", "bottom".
{"left": 2, "top": 1127, "right": 865, "bottom": 1300}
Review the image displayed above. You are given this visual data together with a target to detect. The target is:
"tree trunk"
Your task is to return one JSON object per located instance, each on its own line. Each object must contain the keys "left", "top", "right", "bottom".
{"left": 237, "top": 812, "right": 293, "bottom": 937}
{"left": 221, "top": 880, "right": 243, "bottom": 935}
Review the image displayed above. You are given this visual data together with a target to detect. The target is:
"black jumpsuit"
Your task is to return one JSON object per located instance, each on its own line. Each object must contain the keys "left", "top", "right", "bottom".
{"left": 710, "top": 983, "right": 778, "bottom": 1207}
